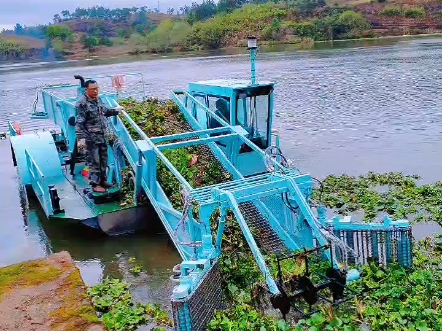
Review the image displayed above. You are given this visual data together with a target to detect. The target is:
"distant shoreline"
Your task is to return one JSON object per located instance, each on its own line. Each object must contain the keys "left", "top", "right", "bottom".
{"left": 46, "top": 33, "right": 442, "bottom": 61}
{"left": 66, "top": 32, "right": 442, "bottom": 61}
{"left": 1, "top": 32, "right": 442, "bottom": 72}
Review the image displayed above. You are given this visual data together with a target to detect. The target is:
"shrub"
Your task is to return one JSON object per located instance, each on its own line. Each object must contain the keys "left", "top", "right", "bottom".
{"left": 46, "top": 25, "right": 73, "bottom": 42}
{"left": 336, "top": 10, "right": 370, "bottom": 31}
{"left": 291, "top": 22, "right": 316, "bottom": 38}
{"left": 380, "top": 6, "right": 402, "bottom": 16}
{"left": 141, "top": 20, "right": 193, "bottom": 52}
{"left": 404, "top": 7, "right": 425, "bottom": 18}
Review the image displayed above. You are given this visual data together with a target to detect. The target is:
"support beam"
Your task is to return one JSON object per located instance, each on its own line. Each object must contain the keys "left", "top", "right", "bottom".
{"left": 151, "top": 127, "right": 232, "bottom": 143}
{"left": 157, "top": 134, "right": 237, "bottom": 151}
{"left": 219, "top": 189, "right": 280, "bottom": 295}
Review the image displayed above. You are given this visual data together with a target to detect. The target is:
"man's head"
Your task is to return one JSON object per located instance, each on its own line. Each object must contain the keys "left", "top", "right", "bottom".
{"left": 85, "top": 80, "right": 99, "bottom": 100}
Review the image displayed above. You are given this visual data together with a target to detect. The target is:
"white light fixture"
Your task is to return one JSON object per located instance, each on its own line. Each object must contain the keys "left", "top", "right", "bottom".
{"left": 247, "top": 36, "right": 258, "bottom": 49}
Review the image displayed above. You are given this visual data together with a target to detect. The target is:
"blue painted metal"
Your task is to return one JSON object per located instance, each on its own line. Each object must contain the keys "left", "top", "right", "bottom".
{"left": 250, "top": 48, "right": 257, "bottom": 85}
{"left": 8, "top": 49, "right": 413, "bottom": 329}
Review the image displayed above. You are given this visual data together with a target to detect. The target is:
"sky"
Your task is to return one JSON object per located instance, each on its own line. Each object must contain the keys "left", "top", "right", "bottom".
{"left": 0, "top": 0, "right": 191, "bottom": 30}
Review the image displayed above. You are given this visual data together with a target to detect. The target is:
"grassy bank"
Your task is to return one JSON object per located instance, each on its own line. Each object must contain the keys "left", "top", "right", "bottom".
{"left": 0, "top": 35, "right": 46, "bottom": 60}
{"left": 0, "top": 251, "right": 102, "bottom": 330}
{"left": 129, "top": 3, "right": 374, "bottom": 54}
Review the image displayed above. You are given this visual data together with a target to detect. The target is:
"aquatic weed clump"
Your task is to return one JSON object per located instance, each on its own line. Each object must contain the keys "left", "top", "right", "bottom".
{"left": 209, "top": 172, "right": 442, "bottom": 330}
{"left": 313, "top": 171, "right": 442, "bottom": 224}
{"left": 87, "top": 276, "right": 173, "bottom": 331}
{"left": 119, "top": 98, "right": 232, "bottom": 209}
{"left": 208, "top": 238, "right": 442, "bottom": 331}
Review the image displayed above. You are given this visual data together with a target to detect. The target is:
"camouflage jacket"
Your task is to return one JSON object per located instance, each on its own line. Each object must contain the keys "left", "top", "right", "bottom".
{"left": 75, "top": 94, "right": 119, "bottom": 142}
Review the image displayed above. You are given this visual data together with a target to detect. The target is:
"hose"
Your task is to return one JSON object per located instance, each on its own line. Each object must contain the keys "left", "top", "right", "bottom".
{"left": 112, "top": 138, "right": 125, "bottom": 189}
{"left": 172, "top": 186, "right": 202, "bottom": 248}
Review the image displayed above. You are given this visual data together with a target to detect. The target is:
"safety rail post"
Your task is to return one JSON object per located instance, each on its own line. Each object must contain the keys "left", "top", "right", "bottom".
{"left": 145, "top": 146, "right": 157, "bottom": 199}
{"left": 197, "top": 204, "right": 217, "bottom": 259}
{"left": 134, "top": 150, "right": 143, "bottom": 205}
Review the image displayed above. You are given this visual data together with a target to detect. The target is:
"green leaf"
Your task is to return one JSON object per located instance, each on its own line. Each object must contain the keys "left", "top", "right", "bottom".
{"left": 330, "top": 317, "right": 343, "bottom": 327}
{"left": 309, "top": 313, "right": 326, "bottom": 326}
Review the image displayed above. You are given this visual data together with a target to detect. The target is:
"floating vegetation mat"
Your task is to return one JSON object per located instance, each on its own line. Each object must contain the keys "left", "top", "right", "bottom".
{"left": 209, "top": 172, "right": 442, "bottom": 330}
{"left": 314, "top": 172, "right": 442, "bottom": 224}
{"left": 209, "top": 238, "right": 442, "bottom": 331}
{"left": 87, "top": 277, "right": 173, "bottom": 331}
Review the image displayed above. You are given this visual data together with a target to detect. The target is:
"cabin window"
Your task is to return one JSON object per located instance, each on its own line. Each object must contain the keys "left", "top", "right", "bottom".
{"left": 236, "top": 93, "right": 270, "bottom": 148}
{"left": 189, "top": 94, "right": 209, "bottom": 125}
{"left": 207, "top": 96, "right": 230, "bottom": 129}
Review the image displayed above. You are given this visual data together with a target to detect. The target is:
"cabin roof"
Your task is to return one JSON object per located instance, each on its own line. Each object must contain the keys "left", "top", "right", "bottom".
{"left": 190, "top": 79, "right": 275, "bottom": 89}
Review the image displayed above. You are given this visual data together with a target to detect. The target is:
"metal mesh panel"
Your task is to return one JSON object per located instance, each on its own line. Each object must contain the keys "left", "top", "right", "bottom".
{"left": 238, "top": 201, "right": 290, "bottom": 257}
{"left": 332, "top": 228, "right": 413, "bottom": 267}
{"left": 172, "top": 115, "right": 233, "bottom": 180}
{"left": 260, "top": 195, "right": 298, "bottom": 234}
{"left": 198, "top": 144, "right": 232, "bottom": 178}
{"left": 172, "top": 260, "right": 226, "bottom": 331}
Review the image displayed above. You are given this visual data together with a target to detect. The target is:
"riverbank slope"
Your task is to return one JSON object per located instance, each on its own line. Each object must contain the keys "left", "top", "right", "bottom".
{"left": 0, "top": 251, "right": 103, "bottom": 331}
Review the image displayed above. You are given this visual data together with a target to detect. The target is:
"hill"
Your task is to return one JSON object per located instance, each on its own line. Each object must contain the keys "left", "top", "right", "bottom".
{"left": 2, "top": 0, "right": 442, "bottom": 62}
{"left": 0, "top": 35, "right": 48, "bottom": 61}
{"left": 0, "top": 6, "right": 181, "bottom": 61}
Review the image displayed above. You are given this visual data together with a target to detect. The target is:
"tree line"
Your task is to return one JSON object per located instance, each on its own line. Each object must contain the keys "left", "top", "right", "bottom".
{"left": 1, "top": 0, "right": 373, "bottom": 58}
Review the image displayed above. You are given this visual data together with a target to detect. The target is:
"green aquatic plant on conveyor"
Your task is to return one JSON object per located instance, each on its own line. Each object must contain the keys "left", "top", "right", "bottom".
{"left": 119, "top": 98, "right": 231, "bottom": 209}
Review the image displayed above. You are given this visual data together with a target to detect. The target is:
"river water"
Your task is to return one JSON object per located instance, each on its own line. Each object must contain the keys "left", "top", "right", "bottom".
{"left": 1, "top": 36, "right": 442, "bottom": 309}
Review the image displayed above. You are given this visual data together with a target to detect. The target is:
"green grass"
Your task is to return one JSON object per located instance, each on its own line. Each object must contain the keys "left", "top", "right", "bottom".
{"left": 0, "top": 260, "right": 63, "bottom": 298}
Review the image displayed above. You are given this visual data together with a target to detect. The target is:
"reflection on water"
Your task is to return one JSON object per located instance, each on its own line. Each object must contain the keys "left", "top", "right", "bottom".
{"left": 0, "top": 141, "right": 180, "bottom": 307}
{"left": 20, "top": 191, "right": 180, "bottom": 307}
{"left": 2, "top": 36, "right": 442, "bottom": 307}
{"left": 36, "top": 210, "right": 180, "bottom": 306}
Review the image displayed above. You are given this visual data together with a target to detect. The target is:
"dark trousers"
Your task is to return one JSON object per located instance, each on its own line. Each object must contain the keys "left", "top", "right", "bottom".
{"left": 85, "top": 139, "right": 108, "bottom": 186}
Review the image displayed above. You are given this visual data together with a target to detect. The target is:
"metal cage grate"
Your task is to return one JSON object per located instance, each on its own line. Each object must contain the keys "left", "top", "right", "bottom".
{"left": 171, "top": 260, "right": 226, "bottom": 331}
{"left": 331, "top": 227, "right": 413, "bottom": 268}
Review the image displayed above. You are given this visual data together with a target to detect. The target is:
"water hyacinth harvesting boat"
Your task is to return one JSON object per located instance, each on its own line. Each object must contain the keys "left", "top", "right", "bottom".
{"left": 7, "top": 37, "right": 413, "bottom": 330}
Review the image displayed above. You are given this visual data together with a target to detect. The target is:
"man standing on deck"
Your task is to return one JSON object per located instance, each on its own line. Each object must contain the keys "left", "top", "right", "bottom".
{"left": 75, "top": 80, "right": 120, "bottom": 193}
